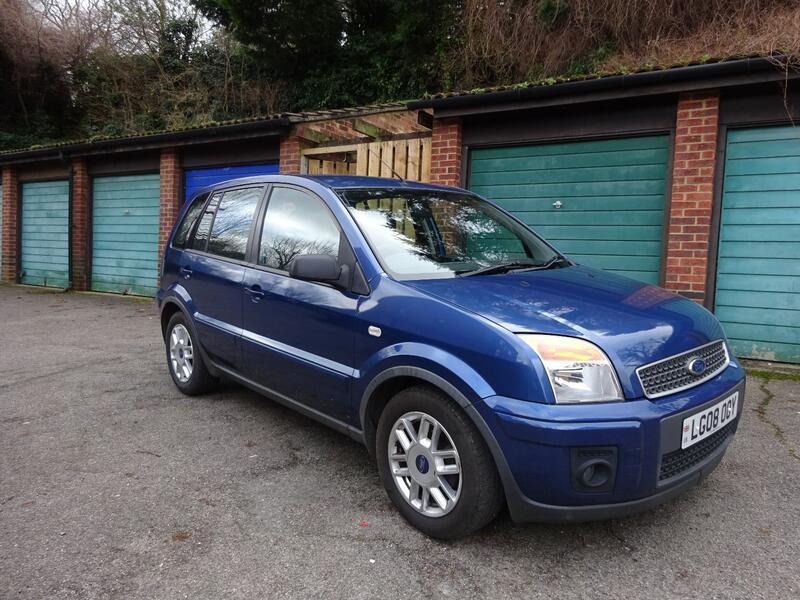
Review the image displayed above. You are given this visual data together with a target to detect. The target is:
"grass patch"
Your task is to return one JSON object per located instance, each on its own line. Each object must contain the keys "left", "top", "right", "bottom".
{"left": 745, "top": 368, "right": 800, "bottom": 383}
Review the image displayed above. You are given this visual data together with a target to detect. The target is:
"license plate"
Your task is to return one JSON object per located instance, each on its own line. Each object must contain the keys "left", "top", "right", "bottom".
{"left": 681, "top": 391, "right": 739, "bottom": 450}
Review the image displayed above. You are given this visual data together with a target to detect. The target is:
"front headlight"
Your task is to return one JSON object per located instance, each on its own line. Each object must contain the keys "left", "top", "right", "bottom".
{"left": 520, "top": 334, "right": 623, "bottom": 404}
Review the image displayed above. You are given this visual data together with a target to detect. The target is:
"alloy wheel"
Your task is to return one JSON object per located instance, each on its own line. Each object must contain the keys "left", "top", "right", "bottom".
{"left": 388, "top": 411, "right": 462, "bottom": 517}
{"left": 169, "top": 324, "right": 194, "bottom": 383}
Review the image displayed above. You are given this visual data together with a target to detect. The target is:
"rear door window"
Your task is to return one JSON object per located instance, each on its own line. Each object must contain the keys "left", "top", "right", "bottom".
{"left": 206, "top": 187, "right": 262, "bottom": 260}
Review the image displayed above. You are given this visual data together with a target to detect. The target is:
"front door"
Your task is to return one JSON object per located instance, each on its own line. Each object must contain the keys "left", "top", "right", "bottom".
{"left": 241, "top": 185, "right": 359, "bottom": 421}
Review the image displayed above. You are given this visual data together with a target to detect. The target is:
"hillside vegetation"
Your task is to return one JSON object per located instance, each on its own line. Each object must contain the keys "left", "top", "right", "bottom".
{"left": 1, "top": 0, "right": 798, "bottom": 151}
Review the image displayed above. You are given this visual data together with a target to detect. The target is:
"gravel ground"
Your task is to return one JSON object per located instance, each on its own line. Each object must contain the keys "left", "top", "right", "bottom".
{"left": 0, "top": 284, "right": 798, "bottom": 600}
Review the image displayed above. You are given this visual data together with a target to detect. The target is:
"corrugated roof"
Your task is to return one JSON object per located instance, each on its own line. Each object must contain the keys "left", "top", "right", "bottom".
{"left": 0, "top": 101, "right": 411, "bottom": 159}
{"left": 419, "top": 53, "right": 781, "bottom": 101}
{"left": 0, "top": 54, "right": 788, "bottom": 160}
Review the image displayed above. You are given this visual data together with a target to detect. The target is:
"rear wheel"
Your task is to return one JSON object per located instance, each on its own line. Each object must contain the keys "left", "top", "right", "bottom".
{"left": 376, "top": 385, "right": 504, "bottom": 539}
{"left": 165, "top": 312, "right": 215, "bottom": 395}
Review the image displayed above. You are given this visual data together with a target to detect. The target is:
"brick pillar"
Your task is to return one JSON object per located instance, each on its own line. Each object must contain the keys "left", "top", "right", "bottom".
{"left": 663, "top": 91, "right": 720, "bottom": 302}
{"left": 279, "top": 134, "right": 302, "bottom": 174}
{"left": 70, "top": 159, "right": 90, "bottom": 290}
{"left": 429, "top": 118, "right": 463, "bottom": 186}
{"left": 158, "top": 148, "right": 182, "bottom": 266}
{"left": 1, "top": 167, "right": 19, "bottom": 283}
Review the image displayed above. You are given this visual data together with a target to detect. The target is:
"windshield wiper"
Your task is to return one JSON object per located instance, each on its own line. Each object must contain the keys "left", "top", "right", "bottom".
{"left": 458, "top": 256, "right": 567, "bottom": 277}
{"left": 458, "top": 260, "right": 538, "bottom": 277}
{"left": 512, "top": 255, "right": 568, "bottom": 273}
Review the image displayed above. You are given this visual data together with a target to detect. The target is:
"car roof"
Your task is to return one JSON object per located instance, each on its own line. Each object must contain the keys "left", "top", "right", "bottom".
{"left": 195, "top": 174, "right": 465, "bottom": 197}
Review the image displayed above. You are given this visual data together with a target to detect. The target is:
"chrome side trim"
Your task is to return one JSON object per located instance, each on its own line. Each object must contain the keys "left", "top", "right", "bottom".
{"left": 240, "top": 328, "right": 359, "bottom": 379}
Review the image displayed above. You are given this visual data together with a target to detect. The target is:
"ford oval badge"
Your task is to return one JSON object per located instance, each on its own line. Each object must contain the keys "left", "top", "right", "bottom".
{"left": 687, "top": 357, "right": 707, "bottom": 376}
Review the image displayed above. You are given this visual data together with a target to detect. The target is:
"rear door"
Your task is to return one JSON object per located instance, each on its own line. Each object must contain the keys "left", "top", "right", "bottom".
{"left": 181, "top": 186, "right": 265, "bottom": 369}
{"left": 240, "top": 185, "right": 359, "bottom": 420}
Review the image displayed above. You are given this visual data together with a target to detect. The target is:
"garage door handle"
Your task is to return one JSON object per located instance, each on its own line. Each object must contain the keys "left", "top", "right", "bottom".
{"left": 552, "top": 200, "right": 563, "bottom": 209}
{"left": 244, "top": 285, "right": 265, "bottom": 302}
{"left": 179, "top": 266, "right": 192, "bottom": 279}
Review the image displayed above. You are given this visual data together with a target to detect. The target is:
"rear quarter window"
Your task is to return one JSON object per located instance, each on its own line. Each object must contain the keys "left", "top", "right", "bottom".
{"left": 172, "top": 192, "right": 209, "bottom": 248}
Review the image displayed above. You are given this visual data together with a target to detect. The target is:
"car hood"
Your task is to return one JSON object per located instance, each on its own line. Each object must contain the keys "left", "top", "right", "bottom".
{"left": 406, "top": 264, "right": 727, "bottom": 397}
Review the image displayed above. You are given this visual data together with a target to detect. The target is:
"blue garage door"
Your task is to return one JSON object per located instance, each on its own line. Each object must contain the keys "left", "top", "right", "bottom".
{"left": 715, "top": 125, "right": 800, "bottom": 363}
{"left": 184, "top": 164, "right": 278, "bottom": 202}
{"left": 20, "top": 180, "right": 70, "bottom": 288}
{"left": 92, "top": 174, "right": 160, "bottom": 297}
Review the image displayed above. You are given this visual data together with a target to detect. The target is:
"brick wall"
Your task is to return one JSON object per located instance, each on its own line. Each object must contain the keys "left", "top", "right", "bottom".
{"left": 1, "top": 167, "right": 19, "bottom": 283}
{"left": 663, "top": 91, "right": 720, "bottom": 301}
{"left": 429, "top": 118, "right": 463, "bottom": 187}
{"left": 279, "top": 135, "right": 303, "bottom": 174}
{"left": 158, "top": 148, "right": 182, "bottom": 265}
{"left": 70, "top": 159, "right": 90, "bottom": 290}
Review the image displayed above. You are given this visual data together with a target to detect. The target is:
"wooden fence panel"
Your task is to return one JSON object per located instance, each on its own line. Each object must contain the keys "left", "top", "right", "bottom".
{"left": 301, "top": 136, "right": 432, "bottom": 182}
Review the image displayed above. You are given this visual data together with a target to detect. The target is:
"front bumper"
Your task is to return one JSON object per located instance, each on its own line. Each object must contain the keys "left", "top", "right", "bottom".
{"left": 473, "top": 367, "right": 745, "bottom": 523}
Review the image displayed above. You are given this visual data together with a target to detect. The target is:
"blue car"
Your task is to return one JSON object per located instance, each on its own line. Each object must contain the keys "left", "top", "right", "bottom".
{"left": 157, "top": 175, "right": 745, "bottom": 539}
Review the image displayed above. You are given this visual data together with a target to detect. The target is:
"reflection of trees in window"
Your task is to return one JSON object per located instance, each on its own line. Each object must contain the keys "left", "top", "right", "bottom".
{"left": 260, "top": 236, "right": 338, "bottom": 271}
{"left": 175, "top": 193, "right": 208, "bottom": 248}
{"left": 345, "top": 190, "right": 539, "bottom": 273}
{"left": 207, "top": 188, "right": 261, "bottom": 260}
{"left": 191, "top": 194, "right": 222, "bottom": 251}
{"left": 258, "top": 187, "right": 341, "bottom": 271}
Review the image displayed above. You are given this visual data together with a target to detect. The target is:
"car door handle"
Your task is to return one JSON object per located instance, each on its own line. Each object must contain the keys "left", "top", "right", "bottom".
{"left": 244, "top": 285, "right": 265, "bottom": 302}
{"left": 179, "top": 265, "right": 192, "bottom": 279}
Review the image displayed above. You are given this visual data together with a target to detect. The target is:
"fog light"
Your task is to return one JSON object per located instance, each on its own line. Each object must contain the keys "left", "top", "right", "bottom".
{"left": 571, "top": 447, "right": 617, "bottom": 493}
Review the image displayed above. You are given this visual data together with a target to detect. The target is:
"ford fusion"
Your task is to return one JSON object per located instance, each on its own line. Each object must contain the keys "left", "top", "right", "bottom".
{"left": 157, "top": 175, "right": 744, "bottom": 539}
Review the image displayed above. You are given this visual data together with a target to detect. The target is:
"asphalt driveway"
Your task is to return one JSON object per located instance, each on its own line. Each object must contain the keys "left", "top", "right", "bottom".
{"left": 1, "top": 284, "right": 798, "bottom": 599}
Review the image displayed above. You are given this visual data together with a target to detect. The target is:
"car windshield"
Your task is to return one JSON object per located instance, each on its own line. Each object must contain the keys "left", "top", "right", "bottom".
{"left": 338, "top": 188, "right": 566, "bottom": 280}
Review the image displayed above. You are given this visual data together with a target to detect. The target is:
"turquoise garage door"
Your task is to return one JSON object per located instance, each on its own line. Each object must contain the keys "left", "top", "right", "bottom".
{"left": 469, "top": 135, "right": 669, "bottom": 284}
{"left": 715, "top": 125, "right": 800, "bottom": 363}
{"left": 92, "top": 174, "right": 160, "bottom": 296}
{"left": 20, "top": 180, "right": 70, "bottom": 288}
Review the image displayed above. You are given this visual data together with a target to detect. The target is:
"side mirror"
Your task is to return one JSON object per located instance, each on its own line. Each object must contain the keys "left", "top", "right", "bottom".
{"left": 289, "top": 254, "right": 341, "bottom": 283}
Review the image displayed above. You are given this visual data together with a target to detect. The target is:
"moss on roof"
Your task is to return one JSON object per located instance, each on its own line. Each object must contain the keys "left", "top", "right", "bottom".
{"left": 0, "top": 54, "right": 787, "bottom": 159}
{"left": 0, "top": 101, "right": 410, "bottom": 158}
{"left": 422, "top": 53, "right": 785, "bottom": 99}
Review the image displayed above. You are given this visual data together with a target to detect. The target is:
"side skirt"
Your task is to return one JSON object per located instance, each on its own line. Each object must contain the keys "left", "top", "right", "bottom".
{"left": 210, "top": 360, "right": 366, "bottom": 446}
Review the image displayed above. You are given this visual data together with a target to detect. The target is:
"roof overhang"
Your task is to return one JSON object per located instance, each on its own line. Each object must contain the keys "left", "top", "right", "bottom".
{"left": 408, "top": 57, "right": 799, "bottom": 118}
{"left": 0, "top": 117, "right": 291, "bottom": 166}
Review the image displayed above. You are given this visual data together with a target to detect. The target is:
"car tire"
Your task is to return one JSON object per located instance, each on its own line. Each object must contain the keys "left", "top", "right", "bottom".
{"left": 376, "top": 384, "right": 504, "bottom": 539}
{"left": 165, "top": 312, "right": 216, "bottom": 396}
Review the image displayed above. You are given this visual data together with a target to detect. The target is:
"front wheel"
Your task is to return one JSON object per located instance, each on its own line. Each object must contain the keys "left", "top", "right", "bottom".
{"left": 165, "top": 312, "right": 216, "bottom": 395}
{"left": 376, "top": 385, "right": 504, "bottom": 539}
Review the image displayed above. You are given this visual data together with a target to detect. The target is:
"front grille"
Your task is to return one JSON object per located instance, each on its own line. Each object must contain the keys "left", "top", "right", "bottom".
{"left": 658, "top": 421, "right": 734, "bottom": 481}
{"left": 637, "top": 340, "right": 729, "bottom": 399}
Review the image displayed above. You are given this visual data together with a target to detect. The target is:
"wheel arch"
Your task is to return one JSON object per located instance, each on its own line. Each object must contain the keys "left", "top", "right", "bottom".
{"left": 160, "top": 299, "right": 184, "bottom": 339}
{"left": 359, "top": 366, "right": 519, "bottom": 514}
{"left": 360, "top": 368, "right": 500, "bottom": 461}
{"left": 158, "top": 297, "right": 221, "bottom": 379}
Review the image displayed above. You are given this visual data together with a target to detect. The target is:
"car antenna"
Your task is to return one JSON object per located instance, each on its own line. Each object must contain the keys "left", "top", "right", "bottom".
{"left": 367, "top": 145, "right": 405, "bottom": 182}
